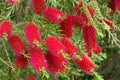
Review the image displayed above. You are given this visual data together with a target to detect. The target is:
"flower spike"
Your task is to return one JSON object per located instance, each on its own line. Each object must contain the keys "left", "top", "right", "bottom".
{"left": 25, "top": 23, "right": 42, "bottom": 47}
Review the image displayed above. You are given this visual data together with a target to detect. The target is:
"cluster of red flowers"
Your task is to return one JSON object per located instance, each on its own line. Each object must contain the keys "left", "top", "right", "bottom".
{"left": 1, "top": 0, "right": 118, "bottom": 79}
{"left": 0, "top": 20, "right": 96, "bottom": 76}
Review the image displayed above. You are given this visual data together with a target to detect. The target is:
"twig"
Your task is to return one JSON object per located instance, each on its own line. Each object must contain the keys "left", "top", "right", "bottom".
{"left": 102, "top": 45, "right": 120, "bottom": 49}
{"left": 24, "top": 0, "right": 31, "bottom": 17}
{"left": 32, "top": 15, "right": 36, "bottom": 23}
{"left": 90, "top": 0, "right": 103, "bottom": 19}
{"left": 0, "top": 57, "right": 13, "bottom": 69}
{"left": 82, "top": 1, "right": 97, "bottom": 28}
{"left": 5, "top": 5, "right": 15, "bottom": 19}
{"left": 36, "top": 20, "right": 48, "bottom": 41}
{"left": 108, "top": 31, "right": 120, "bottom": 48}
{"left": 14, "top": 22, "right": 28, "bottom": 27}
{"left": 2, "top": 39, "right": 15, "bottom": 72}
{"left": 0, "top": 69, "right": 7, "bottom": 76}
{"left": 2, "top": 39, "right": 12, "bottom": 65}
{"left": 72, "top": 76, "right": 74, "bottom": 80}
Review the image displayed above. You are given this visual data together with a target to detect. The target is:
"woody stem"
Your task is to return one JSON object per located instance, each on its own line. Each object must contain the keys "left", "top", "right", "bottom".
{"left": 5, "top": 5, "right": 15, "bottom": 19}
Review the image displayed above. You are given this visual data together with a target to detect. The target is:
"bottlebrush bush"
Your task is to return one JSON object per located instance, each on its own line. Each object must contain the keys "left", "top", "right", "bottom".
{"left": 0, "top": 0, "right": 120, "bottom": 80}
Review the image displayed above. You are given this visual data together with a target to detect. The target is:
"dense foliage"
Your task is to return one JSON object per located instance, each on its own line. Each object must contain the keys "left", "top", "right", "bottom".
{"left": 0, "top": 0, "right": 120, "bottom": 80}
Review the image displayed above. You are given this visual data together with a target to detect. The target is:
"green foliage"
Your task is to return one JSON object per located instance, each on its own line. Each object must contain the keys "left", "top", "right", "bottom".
{"left": 0, "top": 0, "right": 120, "bottom": 80}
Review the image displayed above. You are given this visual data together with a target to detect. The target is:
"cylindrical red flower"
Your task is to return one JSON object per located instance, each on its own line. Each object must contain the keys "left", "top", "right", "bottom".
{"left": 82, "top": 24, "right": 97, "bottom": 57}
{"left": 107, "top": 0, "right": 116, "bottom": 11}
{"left": 74, "top": 1, "right": 94, "bottom": 18}
{"left": 87, "top": 7, "right": 95, "bottom": 18}
{"left": 68, "top": 15, "right": 86, "bottom": 28}
{"left": 15, "top": 55, "right": 28, "bottom": 70}
{"left": 8, "top": 35, "right": 27, "bottom": 56}
{"left": 0, "top": 20, "right": 12, "bottom": 38}
{"left": 25, "top": 23, "right": 42, "bottom": 47}
{"left": 102, "top": 19, "right": 114, "bottom": 31}
{"left": 61, "top": 37, "right": 78, "bottom": 58}
{"left": 74, "top": 1, "right": 83, "bottom": 15}
{"left": 43, "top": 7, "right": 63, "bottom": 23}
{"left": 45, "top": 36, "right": 66, "bottom": 57}
{"left": 74, "top": 54, "right": 95, "bottom": 74}
{"left": 107, "top": 0, "right": 116, "bottom": 16}
{"left": 93, "top": 44, "right": 101, "bottom": 55}
{"left": 32, "top": 0, "right": 45, "bottom": 15}
{"left": 29, "top": 48, "right": 48, "bottom": 73}
{"left": 26, "top": 76, "right": 37, "bottom": 80}
{"left": 60, "top": 15, "right": 73, "bottom": 38}
{"left": 45, "top": 51, "right": 68, "bottom": 76}
{"left": 115, "top": 0, "right": 120, "bottom": 14}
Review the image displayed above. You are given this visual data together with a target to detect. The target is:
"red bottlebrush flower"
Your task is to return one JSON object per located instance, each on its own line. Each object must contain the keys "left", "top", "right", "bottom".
{"left": 0, "top": 20, "right": 12, "bottom": 38}
{"left": 74, "top": 54, "right": 95, "bottom": 74}
{"left": 60, "top": 15, "right": 73, "bottom": 38}
{"left": 74, "top": 1, "right": 83, "bottom": 15}
{"left": 29, "top": 48, "right": 48, "bottom": 73}
{"left": 45, "top": 51, "right": 68, "bottom": 76}
{"left": 61, "top": 37, "right": 78, "bottom": 58}
{"left": 87, "top": 7, "right": 94, "bottom": 18}
{"left": 26, "top": 76, "right": 37, "bottom": 80}
{"left": 45, "top": 36, "right": 66, "bottom": 57}
{"left": 8, "top": 35, "right": 27, "bottom": 56}
{"left": 68, "top": 15, "right": 87, "bottom": 28}
{"left": 115, "top": 0, "right": 120, "bottom": 14}
{"left": 74, "top": 1, "right": 94, "bottom": 18}
{"left": 102, "top": 19, "right": 114, "bottom": 31}
{"left": 43, "top": 7, "right": 63, "bottom": 23}
{"left": 25, "top": 23, "right": 42, "bottom": 47}
{"left": 82, "top": 24, "right": 97, "bottom": 57}
{"left": 15, "top": 55, "right": 28, "bottom": 70}
{"left": 7, "top": 0, "right": 19, "bottom": 5}
{"left": 32, "top": 0, "right": 45, "bottom": 15}
{"left": 108, "top": 0, "right": 120, "bottom": 14}
{"left": 107, "top": 0, "right": 116, "bottom": 11}
{"left": 93, "top": 44, "right": 101, "bottom": 55}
